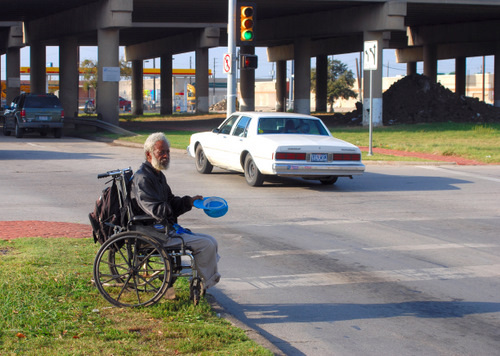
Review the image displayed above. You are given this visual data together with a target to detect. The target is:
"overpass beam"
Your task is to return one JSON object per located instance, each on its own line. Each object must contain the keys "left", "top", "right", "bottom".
{"left": 96, "top": 28, "right": 120, "bottom": 125}
{"left": 315, "top": 55, "right": 328, "bottom": 112}
{"left": 456, "top": 57, "right": 466, "bottom": 97}
{"left": 195, "top": 47, "right": 209, "bottom": 113}
{"left": 362, "top": 31, "right": 384, "bottom": 127}
{"left": 495, "top": 42, "right": 500, "bottom": 107}
{"left": 275, "top": 60, "right": 287, "bottom": 112}
{"left": 294, "top": 38, "right": 311, "bottom": 114}
{"left": 30, "top": 43, "right": 46, "bottom": 94}
{"left": 423, "top": 44, "right": 437, "bottom": 82}
{"left": 6, "top": 47, "right": 20, "bottom": 105}
{"left": 239, "top": 46, "right": 255, "bottom": 112}
{"left": 131, "top": 60, "right": 143, "bottom": 115}
{"left": 160, "top": 55, "right": 173, "bottom": 115}
{"left": 59, "top": 37, "right": 79, "bottom": 118}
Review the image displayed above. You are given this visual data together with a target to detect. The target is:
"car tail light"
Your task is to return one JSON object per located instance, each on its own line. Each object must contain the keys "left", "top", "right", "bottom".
{"left": 333, "top": 153, "right": 361, "bottom": 161}
{"left": 275, "top": 152, "right": 306, "bottom": 160}
{"left": 61, "top": 110, "right": 65, "bottom": 119}
{"left": 20, "top": 109, "right": 26, "bottom": 121}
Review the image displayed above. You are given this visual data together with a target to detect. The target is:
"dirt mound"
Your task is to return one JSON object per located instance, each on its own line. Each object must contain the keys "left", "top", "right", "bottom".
{"left": 382, "top": 74, "right": 500, "bottom": 125}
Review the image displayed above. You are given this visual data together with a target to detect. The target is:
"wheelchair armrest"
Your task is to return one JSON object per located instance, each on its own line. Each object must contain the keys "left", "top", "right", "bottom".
{"left": 130, "top": 214, "right": 156, "bottom": 224}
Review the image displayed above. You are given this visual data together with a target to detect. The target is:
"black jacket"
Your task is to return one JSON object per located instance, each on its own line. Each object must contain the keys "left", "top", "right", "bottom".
{"left": 131, "top": 161, "right": 193, "bottom": 225}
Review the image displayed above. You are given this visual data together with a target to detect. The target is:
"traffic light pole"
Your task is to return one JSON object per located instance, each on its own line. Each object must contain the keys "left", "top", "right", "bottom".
{"left": 227, "top": 0, "right": 237, "bottom": 117}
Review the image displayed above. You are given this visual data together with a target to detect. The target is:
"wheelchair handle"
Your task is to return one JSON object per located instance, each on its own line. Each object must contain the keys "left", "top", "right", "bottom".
{"left": 97, "top": 168, "right": 132, "bottom": 179}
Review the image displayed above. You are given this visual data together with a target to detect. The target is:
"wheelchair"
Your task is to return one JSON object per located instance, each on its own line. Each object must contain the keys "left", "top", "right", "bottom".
{"left": 91, "top": 168, "right": 204, "bottom": 308}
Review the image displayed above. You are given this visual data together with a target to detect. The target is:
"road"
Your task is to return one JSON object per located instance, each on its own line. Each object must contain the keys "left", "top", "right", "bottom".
{"left": 1, "top": 135, "right": 500, "bottom": 355}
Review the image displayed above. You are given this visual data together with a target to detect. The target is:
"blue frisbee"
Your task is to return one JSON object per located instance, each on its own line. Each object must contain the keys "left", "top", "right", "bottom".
{"left": 194, "top": 197, "right": 228, "bottom": 218}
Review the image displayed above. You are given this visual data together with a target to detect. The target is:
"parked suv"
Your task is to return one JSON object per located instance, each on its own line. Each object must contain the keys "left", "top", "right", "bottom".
{"left": 2, "top": 93, "right": 64, "bottom": 138}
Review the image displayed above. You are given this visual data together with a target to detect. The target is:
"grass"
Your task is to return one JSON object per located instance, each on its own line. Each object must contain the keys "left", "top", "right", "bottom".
{"left": 105, "top": 118, "right": 500, "bottom": 164}
{"left": 0, "top": 237, "right": 272, "bottom": 355}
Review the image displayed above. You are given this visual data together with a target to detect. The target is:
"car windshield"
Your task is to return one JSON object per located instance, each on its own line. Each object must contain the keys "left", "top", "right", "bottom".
{"left": 24, "top": 95, "right": 61, "bottom": 108}
{"left": 257, "top": 117, "right": 329, "bottom": 136}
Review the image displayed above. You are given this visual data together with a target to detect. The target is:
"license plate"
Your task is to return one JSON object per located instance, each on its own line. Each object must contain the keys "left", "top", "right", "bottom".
{"left": 37, "top": 116, "right": 49, "bottom": 121}
{"left": 310, "top": 153, "right": 328, "bottom": 162}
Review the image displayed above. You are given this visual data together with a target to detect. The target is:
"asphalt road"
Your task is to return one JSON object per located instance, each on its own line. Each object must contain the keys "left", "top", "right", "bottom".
{"left": 1, "top": 134, "right": 500, "bottom": 355}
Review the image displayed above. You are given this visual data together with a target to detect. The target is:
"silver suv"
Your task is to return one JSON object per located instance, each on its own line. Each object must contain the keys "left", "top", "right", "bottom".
{"left": 2, "top": 93, "right": 64, "bottom": 138}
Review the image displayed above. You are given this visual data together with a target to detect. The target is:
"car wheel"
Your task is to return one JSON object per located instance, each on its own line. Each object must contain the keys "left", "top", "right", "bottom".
{"left": 244, "top": 154, "right": 264, "bottom": 187}
{"left": 2, "top": 120, "right": 10, "bottom": 136}
{"left": 320, "top": 176, "right": 338, "bottom": 185}
{"left": 15, "top": 122, "right": 24, "bottom": 138}
{"left": 54, "top": 128, "right": 63, "bottom": 138}
{"left": 195, "top": 145, "right": 213, "bottom": 174}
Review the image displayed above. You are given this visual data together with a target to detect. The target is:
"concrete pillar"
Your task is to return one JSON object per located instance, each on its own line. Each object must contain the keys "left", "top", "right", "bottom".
{"left": 407, "top": 62, "right": 417, "bottom": 76}
{"left": 59, "top": 37, "right": 79, "bottom": 118}
{"left": 160, "top": 55, "right": 173, "bottom": 115}
{"left": 6, "top": 47, "right": 20, "bottom": 105}
{"left": 362, "top": 32, "right": 384, "bottom": 127}
{"left": 294, "top": 37, "right": 311, "bottom": 114}
{"left": 131, "top": 60, "right": 143, "bottom": 115}
{"left": 97, "top": 28, "right": 119, "bottom": 125}
{"left": 423, "top": 44, "right": 437, "bottom": 82}
{"left": 495, "top": 43, "right": 500, "bottom": 107}
{"left": 455, "top": 57, "right": 466, "bottom": 97}
{"left": 275, "top": 60, "right": 287, "bottom": 112}
{"left": 30, "top": 43, "right": 46, "bottom": 94}
{"left": 315, "top": 55, "right": 328, "bottom": 112}
{"left": 195, "top": 47, "right": 209, "bottom": 113}
{"left": 239, "top": 46, "right": 255, "bottom": 112}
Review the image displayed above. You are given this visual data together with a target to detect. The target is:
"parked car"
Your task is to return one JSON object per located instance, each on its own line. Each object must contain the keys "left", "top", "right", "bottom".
{"left": 187, "top": 112, "right": 365, "bottom": 186}
{"left": 119, "top": 96, "right": 131, "bottom": 111}
{"left": 2, "top": 93, "right": 64, "bottom": 138}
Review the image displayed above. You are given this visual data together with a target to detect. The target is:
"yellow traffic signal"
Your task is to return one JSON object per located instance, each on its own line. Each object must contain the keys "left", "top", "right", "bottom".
{"left": 240, "top": 5, "right": 254, "bottom": 43}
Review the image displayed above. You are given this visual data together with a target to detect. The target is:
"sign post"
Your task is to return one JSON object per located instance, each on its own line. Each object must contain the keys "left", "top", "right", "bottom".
{"left": 364, "top": 40, "right": 378, "bottom": 156}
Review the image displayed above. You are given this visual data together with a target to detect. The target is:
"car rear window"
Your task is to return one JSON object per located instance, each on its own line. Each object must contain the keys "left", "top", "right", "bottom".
{"left": 24, "top": 95, "right": 62, "bottom": 108}
{"left": 258, "top": 117, "right": 329, "bottom": 136}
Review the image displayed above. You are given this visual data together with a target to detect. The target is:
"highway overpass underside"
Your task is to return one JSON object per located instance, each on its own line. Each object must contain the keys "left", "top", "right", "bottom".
{"left": 1, "top": 0, "right": 500, "bottom": 127}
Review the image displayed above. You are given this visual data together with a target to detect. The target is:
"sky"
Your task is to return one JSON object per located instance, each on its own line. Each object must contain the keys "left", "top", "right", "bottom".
{"left": 1, "top": 45, "right": 495, "bottom": 81}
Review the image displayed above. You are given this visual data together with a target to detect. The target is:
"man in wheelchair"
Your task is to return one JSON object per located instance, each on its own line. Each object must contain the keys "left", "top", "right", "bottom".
{"left": 131, "top": 132, "right": 221, "bottom": 293}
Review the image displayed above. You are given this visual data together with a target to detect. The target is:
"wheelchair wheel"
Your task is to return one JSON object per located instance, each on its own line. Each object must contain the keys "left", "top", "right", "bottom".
{"left": 93, "top": 232, "right": 172, "bottom": 307}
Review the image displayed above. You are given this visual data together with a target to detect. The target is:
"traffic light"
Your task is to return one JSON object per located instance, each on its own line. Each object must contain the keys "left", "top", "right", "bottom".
{"left": 239, "top": 3, "right": 255, "bottom": 44}
{"left": 240, "top": 54, "right": 258, "bottom": 69}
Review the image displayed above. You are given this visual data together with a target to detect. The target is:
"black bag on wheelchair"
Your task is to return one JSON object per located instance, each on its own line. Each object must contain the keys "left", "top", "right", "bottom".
{"left": 89, "top": 179, "right": 124, "bottom": 244}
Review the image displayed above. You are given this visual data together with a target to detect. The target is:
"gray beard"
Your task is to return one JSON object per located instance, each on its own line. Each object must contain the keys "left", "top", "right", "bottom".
{"left": 151, "top": 155, "right": 169, "bottom": 171}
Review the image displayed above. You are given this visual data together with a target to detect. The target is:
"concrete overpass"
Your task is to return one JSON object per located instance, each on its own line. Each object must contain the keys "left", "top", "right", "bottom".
{"left": 1, "top": 0, "right": 500, "bottom": 127}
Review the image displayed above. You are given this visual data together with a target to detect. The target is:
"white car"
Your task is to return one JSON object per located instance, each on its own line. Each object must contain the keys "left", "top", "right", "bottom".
{"left": 187, "top": 112, "right": 365, "bottom": 186}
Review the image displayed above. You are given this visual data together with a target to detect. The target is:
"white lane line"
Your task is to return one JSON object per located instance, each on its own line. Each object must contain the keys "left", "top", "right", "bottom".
{"left": 418, "top": 166, "right": 500, "bottom": 183}
{"left": 219, "top": 264, "right": 500, "bottom": 291}
{"left": 250, "top": 243, "right": 499, "bottom": 258}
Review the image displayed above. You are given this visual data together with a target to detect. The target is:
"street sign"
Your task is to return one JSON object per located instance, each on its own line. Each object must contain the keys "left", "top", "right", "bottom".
{"left": 363, "top": 40, "right": 378, "bottom": 71}
{"left": 223, "top": 53, "right": 232, "bottom": 74}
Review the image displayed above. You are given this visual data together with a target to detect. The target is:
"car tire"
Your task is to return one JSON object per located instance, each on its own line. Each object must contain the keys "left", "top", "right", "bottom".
{"left": 15, "top": 122, "right": 24, "bottom": 138}
{"left": 320, "top": 176, "right": 338, "bottom": 185}
{"left": 54, "top": 128, "right": 63, "bottom": 138}
{"left": 244, "top": 154, "right": 264, "bottom": 187}
{"left": 195, "top": 145, "right": 213, "bottom": 174}
{"left": 2, "top": 120, "right": 10, "bottom": 136}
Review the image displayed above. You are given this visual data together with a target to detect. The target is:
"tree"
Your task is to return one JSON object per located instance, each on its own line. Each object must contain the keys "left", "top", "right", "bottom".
{"left": 80, "top": 58, "right": 132, "bottom": 99}
{"left": 311, "top": 58, "right": 357, "bottom": 111}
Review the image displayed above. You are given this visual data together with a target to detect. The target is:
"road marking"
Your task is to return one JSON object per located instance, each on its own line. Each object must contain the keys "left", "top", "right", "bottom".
{"left": 419, "top": 166, "right": 500, "bottom": 183}
{"left": 219, "top": 264, "right": 500, "bottom": 291}
{"left": 250, "top": 243, "right": 499, "bottom": 258}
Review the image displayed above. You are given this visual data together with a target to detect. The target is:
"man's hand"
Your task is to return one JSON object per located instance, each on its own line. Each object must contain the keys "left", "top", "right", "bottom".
{"left": 191, "top": 195, "right": 203, "bottom": 206}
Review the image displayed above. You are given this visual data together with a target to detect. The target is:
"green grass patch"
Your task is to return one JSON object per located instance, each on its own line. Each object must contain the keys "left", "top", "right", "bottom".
{"left": 0, "top": 237, "right": 271, "bottom": 355}
{"left": 328, "top": 122, "right": 500, "bottom": 163}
